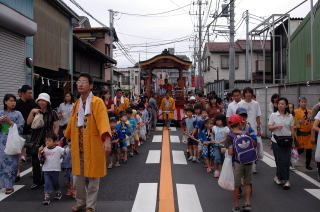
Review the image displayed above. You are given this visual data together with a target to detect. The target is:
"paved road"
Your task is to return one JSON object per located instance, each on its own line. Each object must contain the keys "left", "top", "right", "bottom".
{"left": 0, "top": 126, "right": 319, "bottom": 212}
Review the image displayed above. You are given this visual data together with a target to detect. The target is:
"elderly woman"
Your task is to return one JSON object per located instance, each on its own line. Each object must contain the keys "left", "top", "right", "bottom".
{"left": 0, "top": 94, "right": 24, "bottom": 194}
{"left": 27, "top": 93, "right": 59, "bottom": 190}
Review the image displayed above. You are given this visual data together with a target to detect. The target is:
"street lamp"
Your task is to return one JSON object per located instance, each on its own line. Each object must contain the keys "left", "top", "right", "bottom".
{"left": 208, "top": 66, "right": 219, "bottom": 81}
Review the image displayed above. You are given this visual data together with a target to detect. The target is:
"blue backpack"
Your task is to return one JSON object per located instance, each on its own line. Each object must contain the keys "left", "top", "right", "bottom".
{"left": 230, "top": 133, "right": 257, "bottom": 164}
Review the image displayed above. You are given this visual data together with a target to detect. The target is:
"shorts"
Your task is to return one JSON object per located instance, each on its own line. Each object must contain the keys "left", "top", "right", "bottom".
{"left": 234, "top": 162, "right": 253, "bottom": 187}
{"left": 134, "top": 132, "right": 139, "bottom": 141}
{"left": 111, "top": 142, "right": 120, "bottom": 154}
{"left": 210, "top": 145, "right": 222, "bottom": 164}
{"left": 187, "top": 138, "right": 198, "bottom": 146}
{"left": 119, "top": 141, "right": 128, "bottom": 151}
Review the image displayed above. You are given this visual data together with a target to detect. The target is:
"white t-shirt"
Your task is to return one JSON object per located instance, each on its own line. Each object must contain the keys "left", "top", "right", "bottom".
{"left": 268, "top": 111, "right": 294, "bottom": 143}
{"left": 226, "top": 100, "right": 241, "bottom": 118}
{"left": 237, "top": 100, "right": 262, "bottom": 133}
{"left": 212, "top": 126, "right": 230, "bottom": 144}
{"left": 42, "top": 146, "right": 65, "bottom": 172}
{"left": 315, "top": 111, "right": 320, "bottom": 120}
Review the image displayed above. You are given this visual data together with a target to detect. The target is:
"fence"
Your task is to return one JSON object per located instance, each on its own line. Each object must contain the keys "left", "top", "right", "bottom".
{"left": 253, "top": 81, "right": 320, "bottom": 137}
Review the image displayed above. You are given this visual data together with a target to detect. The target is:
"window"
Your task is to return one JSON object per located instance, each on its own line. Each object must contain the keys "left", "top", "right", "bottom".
{"left": 135, "top": 76, "right": 138, "bottom": 85}
{"left": 220, "top": 55, "right": 239, "bottom": 69}
{"left": 122, "top": 76, "right": 130, "bottom": 85}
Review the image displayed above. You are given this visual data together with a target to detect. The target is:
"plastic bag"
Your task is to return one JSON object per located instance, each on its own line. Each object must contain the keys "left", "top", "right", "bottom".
{"left": 257, "top": 136, "right": 264, "bottom": 159}
{"left": 291, "top": 148, "right": 299, "bottom": 166}
{"left": 218, "top": 152, "right": 234, "bottom": 191}
{"left": 4, "top": 124, "right": 26, "bottom": 155}
{"left": 315, "top": 133, "right": 320, "bottom": 162}
{"left": 31, "top": 113, "right": 44, "bottom": 129}
{"left": 139, "top": 125, "right": 146, "bottom": 141}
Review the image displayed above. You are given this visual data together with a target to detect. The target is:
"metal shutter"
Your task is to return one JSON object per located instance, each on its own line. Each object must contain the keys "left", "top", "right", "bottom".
{"left": 0, "top": 27, "right": 26, "bottom": 109}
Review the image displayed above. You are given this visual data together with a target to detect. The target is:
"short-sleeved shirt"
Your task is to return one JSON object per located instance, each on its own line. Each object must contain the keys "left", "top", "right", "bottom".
{"left": 226, "top": 100, "right": 241, "bottom": 118}
{"left": 206, "top": 105, "right": 222, "bottom": 119}
{"left": 116, "top": 123, "right": 131, "bottom": 140}
{"left": 185, "top": 117, "right": 196, "bottom": 134}
{"left": 268, "top": 111, "right": 294, "bottom": 143}
{"left": 128, "top": 117, "right": 137, "bottom": 133}
{"left": 213, "top": 126, "right": 230, "bottom": 144}
{"left": 238, "top": 100, "right": 262, "bottom": 133}
{"left": 242, "top": 123, "right": 257, "bottom": 141}
{"left": 57, "top": 103, "right": 74, "bottom": 126}
{"left": 42, "top": 146, "right": 65, "bottom": 172}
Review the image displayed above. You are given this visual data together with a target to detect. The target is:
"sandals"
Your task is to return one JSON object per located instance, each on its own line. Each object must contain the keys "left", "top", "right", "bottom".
{"left": 206, "top": 167, "right": 212, "bottom": 173}
{"left": 5, "top": 189, "right": 14, "bottom": 195}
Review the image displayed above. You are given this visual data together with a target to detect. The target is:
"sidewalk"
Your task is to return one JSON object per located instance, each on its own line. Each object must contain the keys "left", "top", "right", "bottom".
{"left": 262, "top": 138, "right": 319, "bottom": 181}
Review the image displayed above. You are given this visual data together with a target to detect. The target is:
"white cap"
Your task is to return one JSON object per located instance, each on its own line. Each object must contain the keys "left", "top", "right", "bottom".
{"left": 36, "top": 93, "right": 51, "bottom": 104}
{"left": 189, "top": 96, "right": 196, "bottom": 101}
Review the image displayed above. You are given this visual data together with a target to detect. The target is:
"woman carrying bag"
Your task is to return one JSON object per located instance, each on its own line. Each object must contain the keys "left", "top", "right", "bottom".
{"left": 0, "top": 94, "right": 25, "bottom": 194}
{"left": 27, "top": 93, "right": 59, "bottom": 190}
{"left": 268, "top": 97, "right": 295, "bottom": 190}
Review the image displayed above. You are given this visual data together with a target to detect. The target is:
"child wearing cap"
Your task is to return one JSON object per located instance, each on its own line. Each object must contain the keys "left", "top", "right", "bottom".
{"left": 225, "top": 114, "right": 257, "bottom": 212}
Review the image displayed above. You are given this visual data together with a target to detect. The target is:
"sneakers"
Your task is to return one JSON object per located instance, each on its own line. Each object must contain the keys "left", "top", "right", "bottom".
{"left": 214, "top": 170, "right": 220, "bottom": 178}
{"left": 192, "top": 156, "right": 197, "bottom": 162}
{"left": 129, "top": 152, "right": 134, "bottom": 157}
{"left": 283, "top": 181, "right": 291, "bottom": 190}
{"left": 115, "top": 162, "right": 121, "bottom": 167}
{"left": 54, "top": 191, "right": 62, "bottom": 200}
{"left": 273, "top": 176, "right": 282, "bottom": 185}
{"left": 242, "top": 204, "right": 252, "bottom": 211}
{"left": 306, "top": 166, "right": 313, "bottom": 170}
{"left": 232, "top": 207, "right": 241, "bottom": 212}
{"left": 108, "top": 163, "right": 113, "bottom": 169}
{"left": 42, "top": 194, "right": 50, "bottom": 205}
{"left": 188, "top": 156, "right": 193, "bottom": 161}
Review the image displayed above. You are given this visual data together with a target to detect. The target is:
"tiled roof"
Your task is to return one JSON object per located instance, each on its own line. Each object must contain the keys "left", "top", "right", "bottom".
{"left": 205, "top": 40, "right": 271, "bottom": 53}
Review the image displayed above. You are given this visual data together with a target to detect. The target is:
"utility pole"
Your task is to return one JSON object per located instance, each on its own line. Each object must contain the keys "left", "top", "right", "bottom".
{"left": 245, "top": 10, "right": 249, "bottom": 81}
{"left": 198, "top": 0, "right": 203, "bottom": 89}
{"left": 109, "top": 9, "right": 114, "bottom": 96}
{"left": 310, "top": 0, "right": 314, "bottom": 80}
{"left": 229, "top": 0, "right": 235, "bottom": 89}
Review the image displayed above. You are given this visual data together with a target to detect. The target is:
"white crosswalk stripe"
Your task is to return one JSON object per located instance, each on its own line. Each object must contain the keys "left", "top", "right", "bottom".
{"left": 146, "top": 150, "right": 161, "bottom": 164}
{"left": 152, "top": 135, "right": 162, "bottom": 142}
{"left": 0, "top": 185, "right": 25, "bottom": 202}
{"left": 176, "top": 184, "right": 203, "bottom": 212}
{"left": 131, "top": 183, "right": 158, "bottom": 212}
{"left": 305, "top": 189, "right": 320, "bottom": 201}
{"left": 170, "top": 135, "right": 180, "bottom": 143}
{"left": 172, "top": 151, "right": 187, "bottom": 165}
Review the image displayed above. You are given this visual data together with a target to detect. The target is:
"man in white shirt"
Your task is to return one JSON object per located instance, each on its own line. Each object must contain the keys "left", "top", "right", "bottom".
{"left": 238, "top": 87, "right": 262, "bottom": 174}
{"left": 226, "top": 89, "right": 242, "bottom": 118}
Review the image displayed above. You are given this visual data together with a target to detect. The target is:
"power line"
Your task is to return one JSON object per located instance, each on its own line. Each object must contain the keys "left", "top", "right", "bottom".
{"left": 115, "top": 3, "right": 191, "bottom": 17}
{"left": 124, "top": 35, "right": 193, "bottom": 47}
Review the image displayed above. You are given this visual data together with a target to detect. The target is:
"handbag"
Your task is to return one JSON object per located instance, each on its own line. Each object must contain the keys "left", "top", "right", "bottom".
{"left": 273, "top": 135, "right": 293, "bottom": 147}
{"left": 31, "top": 113, "right": 44, "bottom": 129}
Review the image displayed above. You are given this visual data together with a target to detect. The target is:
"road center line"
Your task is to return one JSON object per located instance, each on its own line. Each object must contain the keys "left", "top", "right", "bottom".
{"left": 158, "top": 127, "right": 175, "bottom": 212}
{"left": 146, "top": 150, "right": 161, "bottom": 164}
{"left": 131, "top": 183, "right": 158, "bottom": 212}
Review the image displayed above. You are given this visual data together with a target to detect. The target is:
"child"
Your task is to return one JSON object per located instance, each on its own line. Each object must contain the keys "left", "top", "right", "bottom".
{"left": 199, "top": 119, "right": 214, "bottom": 173}
{"left": 138, "top": 103, "right": 149, "bottom": 143}
{"left": 212, "top": 114, "right": 230, "bottom": 178}
{"left": 183, "top": 106, "right": 198, "bottom": 162}
{"left": 226, "top": 114, "right": 257, "bottom": 212}
{"left": 194, "top": 104, "right": 203, "bottom": 122}
{"left": 108, "top": 117, "right": 121, "bottom": 168}
{"left": 116, "top": 112, "right": 131, "bottom": 164}
{"left": 61, "top": 139, "right": 74, "bottom": 197}
{"left": 39, "top": 133, "right": 65, "bottom": 205}
{"left": 195, "top": 110, "right": 209, "bottom": 161}
{"left": 126, "top": 108, "right": 138, "bottom": 157}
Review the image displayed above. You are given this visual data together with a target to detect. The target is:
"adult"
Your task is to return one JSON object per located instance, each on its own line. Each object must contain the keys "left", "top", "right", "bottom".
{"left": 114, "top": 89, "right": 130, "bottom": 116}
{"left": 206, "top": 95, "right": 222, "bottom": 119}
{"left": 159, "top": 84, "right": 166, "bottom": 95}
{"left": 65, "top": 73, "right": 111, "bottom": 212}
{"left": 57, "top": 92, "right": 74, "bottom": 139}
{"left": 0, "top": 94, "right": 24, "bottom": 194}
{"left": 294, "top": 97, "right": 314, "bottom": 170}
{"left": 27, "top": 93, "right": 59, "bottom": 190}
{"left": 269, "top": 93, "right": 279, "bottom": 115}
{"left": 160, "top": 92, "right": 175, "bottom": 128}
{"left": 196, "top": 93, "right": 207, "bottom": 110}
{"left": 163, "top": 78, "right": 173, "bottom": 93}
{"left": 226, "top": 89, "right": 242, "bottom": 118}
{"left": 101, "top": 89, "right": 115, "bottom": 118}
{"left": 148, "top": 93, "right": 158, "bottom": 130}
{"left": 268, "top": 97, "right": 294, "bottom": 189}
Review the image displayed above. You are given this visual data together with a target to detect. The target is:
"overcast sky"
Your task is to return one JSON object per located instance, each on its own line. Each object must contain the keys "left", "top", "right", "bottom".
{"left": 63, "top": 0, "right": 314, "bottom": 68}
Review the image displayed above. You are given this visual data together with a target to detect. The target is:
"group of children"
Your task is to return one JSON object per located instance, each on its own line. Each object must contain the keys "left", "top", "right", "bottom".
{"left": 182, "top": 104, "right": 258, "bottom": 212}
{"left": 37, "top": 103, "right": 151, "bottom": 206}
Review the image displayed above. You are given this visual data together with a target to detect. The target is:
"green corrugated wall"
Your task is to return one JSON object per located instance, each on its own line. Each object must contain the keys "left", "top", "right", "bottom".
{"left": 290, "top": 2, "right": 320, "bottom": 82}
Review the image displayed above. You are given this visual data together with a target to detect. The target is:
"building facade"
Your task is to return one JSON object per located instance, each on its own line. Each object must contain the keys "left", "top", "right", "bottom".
{"left": 0, "top": 0, "right": 37, "bottom": 108}
{"left": 116, "top": 67, "right": 141, "bottom": 97}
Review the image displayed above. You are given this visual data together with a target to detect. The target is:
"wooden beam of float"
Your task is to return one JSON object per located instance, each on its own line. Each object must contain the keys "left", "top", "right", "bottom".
{"left": 139, "top": 49, "right": 192, "bottom": 97}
